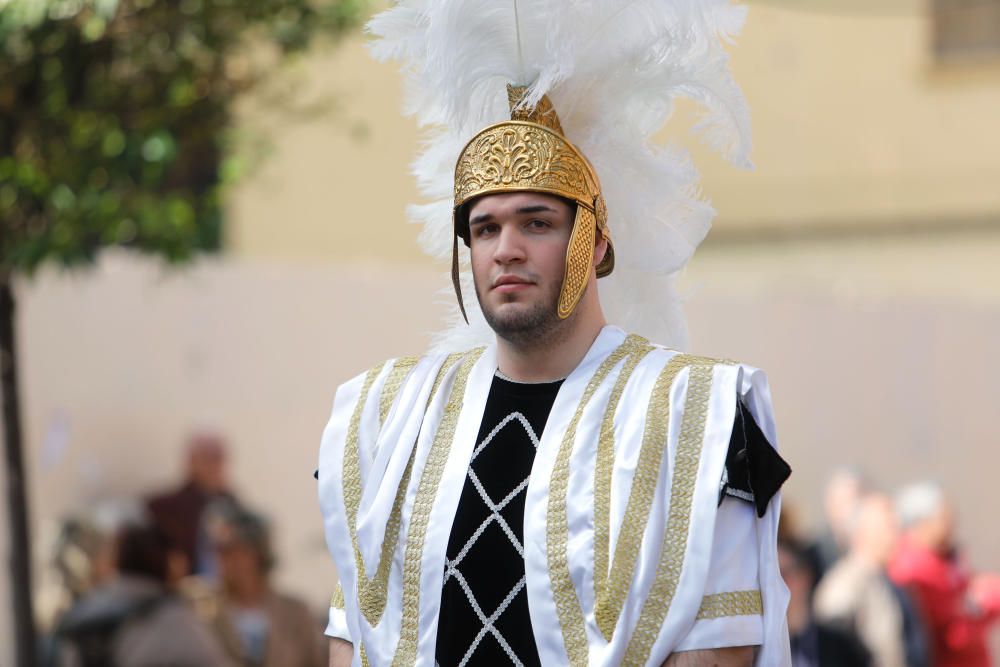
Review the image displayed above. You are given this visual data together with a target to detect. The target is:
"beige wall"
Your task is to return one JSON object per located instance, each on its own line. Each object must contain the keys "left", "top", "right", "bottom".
{"left": 16, "top": 254, "right": 445, "bottom": 627}
{"left": 226, "top": 35, "right": 427, "bottom": 265}
{"left": 673, "top": 1, "right": 1000, "bottom": 232}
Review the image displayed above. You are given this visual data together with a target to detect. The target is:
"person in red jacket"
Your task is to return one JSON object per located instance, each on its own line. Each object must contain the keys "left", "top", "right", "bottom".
{"left": 888, "top": 482, "right": 1000, "bottom": 667}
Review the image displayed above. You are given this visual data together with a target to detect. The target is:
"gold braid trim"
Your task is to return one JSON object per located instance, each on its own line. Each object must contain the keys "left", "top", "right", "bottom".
{"left": 594, "top": 353, "right": 692, "bottom": 640}
{"left": 393, "top": 349, "right": 485, "bottom": 666}
{"left": 342, "top": 362, "right": 387, "bottom": 612}
{"left": 557, "top": 205, "right": 597, "bottom": 320}
{"left": 622, "top": 360, "right": 720, "bottom": 665}
{"left": 379, "top": 356, "right": 419, "bottom": 426}
{"left": 696, "top": 590, "right": 763, "bottom": 620}
{"left": 342, "top": 360, "right": 394, "bottom": 625}
{"left": 330, "top": 583, "right": 345, "bottom": 609}
{"left": 592, "top": 342, "right": 655, "bottom": 625}
{"left": 547, "top": 334, "right": 646, "bottom": 667}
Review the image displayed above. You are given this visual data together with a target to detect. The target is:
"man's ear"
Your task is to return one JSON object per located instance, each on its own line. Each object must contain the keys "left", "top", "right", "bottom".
{"left": 593, "top": 232, "right": 609, "bottom": 269}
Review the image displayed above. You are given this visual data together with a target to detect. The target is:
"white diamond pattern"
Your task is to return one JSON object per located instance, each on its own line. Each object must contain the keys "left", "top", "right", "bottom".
{"left": 443, "top": 411, "right": 539, "bottom": 666}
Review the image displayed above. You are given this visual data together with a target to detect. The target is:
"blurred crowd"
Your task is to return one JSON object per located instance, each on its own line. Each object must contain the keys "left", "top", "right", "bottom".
{"left": 38, "top": 433, "right": 327, "bottom": 667}
{"left": 35, "top": 433, "right": 1000, "bottom": 667}
{"left": 780, "top": 469, "right": 1000, "bottom": 667}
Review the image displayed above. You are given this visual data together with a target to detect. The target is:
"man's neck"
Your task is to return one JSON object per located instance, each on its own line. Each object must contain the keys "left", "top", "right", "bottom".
{"left": 496, "top": 307, "right": 607, "bottom": 383}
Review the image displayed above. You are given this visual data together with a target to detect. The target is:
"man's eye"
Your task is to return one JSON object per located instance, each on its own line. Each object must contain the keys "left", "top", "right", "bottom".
{"left": 527, "top": 219, "right": 550, "bottom": 229}
{"left": 474, "top": 224, "right": 498, "bottom": 237}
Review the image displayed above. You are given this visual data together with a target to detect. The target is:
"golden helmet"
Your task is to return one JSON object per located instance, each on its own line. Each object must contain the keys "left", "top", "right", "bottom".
{"left": 451, "top": 85, "right": 614, "bottom": 321}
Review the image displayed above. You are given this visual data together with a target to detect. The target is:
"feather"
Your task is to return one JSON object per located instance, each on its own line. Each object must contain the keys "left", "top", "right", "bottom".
{"left": 367, "top": 0, "right": 752, "bottom": 353}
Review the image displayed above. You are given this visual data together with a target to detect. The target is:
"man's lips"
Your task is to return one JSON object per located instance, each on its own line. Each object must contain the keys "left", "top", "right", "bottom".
{"left": 492, "top": 275, "right": 533, "bottom": 292}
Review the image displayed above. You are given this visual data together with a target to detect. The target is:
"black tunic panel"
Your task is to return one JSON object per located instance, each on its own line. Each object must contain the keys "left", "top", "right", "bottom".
{"left": 435, "top": 375, "right": 561, "bottom": 667}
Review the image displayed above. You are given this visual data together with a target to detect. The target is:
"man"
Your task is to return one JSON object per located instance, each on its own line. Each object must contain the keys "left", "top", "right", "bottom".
{"left": 147, "top": 431, "right": 237, "bottom": 578}
{"left": 889, "top": 482, "right": 1000, "bottom": 667}
{"left": 807, "top": 468, "right": 866, "bottom": 581}
{"left": 322, "top": 187, "right": 789, "bottom": 666}
{"left": 318, "top": 2, "right": 792, "bottom": 665}
{"left": 198, "top": 501, "right": 326, "bottom": 667}
{"left": 814, "top": 493, "right": 927, "bottom": 667}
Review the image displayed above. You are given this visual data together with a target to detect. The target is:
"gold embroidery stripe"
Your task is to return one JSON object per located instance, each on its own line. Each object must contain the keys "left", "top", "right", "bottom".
{"left": 430, "top": 352, "right": 465, "bottom": 401}
{"left": 342, "top": 361, "right": 395, "bottom": 625}
{"left": 623, "top": 362, "right": 717, "bottom": 665}
{"left": 358, "top": 453, "right": 415, "bottom": 622}
{"left": 343, "top": 360, "right": 388, "bottom": 550}
{"left": 330, "top": 583, "right": 345, "bottom": 609}
{"left": 696, "top": 590, "right": 762, "bottom": 620}
{"left": 595, "top": 354, "right": 694, "bottom": 640}
{"left": 379, "top": 356, "right": 419, "bottom": 426}
{"left": 548, "top": 334, "right": 646, "bottom": 667}
{"left": 393, "top": 348, "right": 485, "bottom": 667}
{"left": 593, "top": 344, "right": 654, "bottom": 625}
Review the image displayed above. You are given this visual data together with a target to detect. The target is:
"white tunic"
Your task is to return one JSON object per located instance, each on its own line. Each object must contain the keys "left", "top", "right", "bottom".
{"left": 317, "top": 326, "right": 791, "bottom": 666}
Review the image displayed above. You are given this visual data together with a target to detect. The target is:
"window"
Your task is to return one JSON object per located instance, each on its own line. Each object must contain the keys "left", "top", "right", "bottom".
{"left": 932, "top": 0, "right": 1000, "bottom": 61}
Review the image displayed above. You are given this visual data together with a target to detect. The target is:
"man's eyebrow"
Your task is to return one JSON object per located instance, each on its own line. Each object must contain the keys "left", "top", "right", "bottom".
{"left": 516, "top": 205, "right": 557, "bottom": 215}
{"left": 469, "top": 212, "right": 493, "bottom": 226}
{"left": 469, "top": 204, "right": 558, "bottom": 226}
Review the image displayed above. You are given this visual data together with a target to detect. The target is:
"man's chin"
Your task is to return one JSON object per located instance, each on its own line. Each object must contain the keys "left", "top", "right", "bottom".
{"left": 486, "top": 300, "right": 536, "bottom": 321}
{"left": 481, "top": 299, "right": 559, "bottom": 339}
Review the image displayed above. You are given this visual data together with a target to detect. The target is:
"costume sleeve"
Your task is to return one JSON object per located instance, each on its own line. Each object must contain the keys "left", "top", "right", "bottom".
{"left": 675, "top": 365, "right": 792, "bottom": 662}
{"left": 324, "top": 583, "right": 351, "bottom": 640}
{"left": 673, "top": 496, "right": 764, "bottom": 652}
{"left": 325, "top": 607, "right": 352, "bottom": 642}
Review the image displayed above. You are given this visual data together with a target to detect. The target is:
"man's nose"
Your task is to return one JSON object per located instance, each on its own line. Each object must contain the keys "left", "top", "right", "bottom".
{"left": 493, "top": 224, "right": 525, "bottom": 264}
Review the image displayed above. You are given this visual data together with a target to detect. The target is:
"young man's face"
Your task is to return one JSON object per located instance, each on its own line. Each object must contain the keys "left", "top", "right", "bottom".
{"left": 467, "top": 191, "right": 574, "bottom": 344}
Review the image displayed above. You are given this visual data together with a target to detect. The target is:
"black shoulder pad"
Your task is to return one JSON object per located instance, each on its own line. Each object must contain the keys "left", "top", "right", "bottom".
{"left": 719, "top": 397, "right": 791, "bottom": 518}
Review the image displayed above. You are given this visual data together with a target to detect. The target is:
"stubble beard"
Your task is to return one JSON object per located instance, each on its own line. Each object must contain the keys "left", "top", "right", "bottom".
{"left": 475, "top": 275, "right": 578, "bottom": 350}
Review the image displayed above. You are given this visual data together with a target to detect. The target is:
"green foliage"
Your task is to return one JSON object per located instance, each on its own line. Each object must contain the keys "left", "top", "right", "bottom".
{"left": 0, "top": 0, "right": 366, "bottom": 272}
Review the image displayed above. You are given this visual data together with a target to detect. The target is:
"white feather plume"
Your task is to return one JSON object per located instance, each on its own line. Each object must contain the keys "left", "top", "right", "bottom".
{"left": 367, "top": 0, "right": 752, "bottom": 353}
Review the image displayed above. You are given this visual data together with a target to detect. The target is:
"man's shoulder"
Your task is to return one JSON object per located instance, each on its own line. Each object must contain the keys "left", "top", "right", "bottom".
{"left": 337, "top": 348, "right": 481, "bottom": 390}
{"left": 146, "top": 482, "right": 197, "bottom": 514}
{"left": 331, "top": 348, "right": 490, "bottom": 418}
{"left": 614, "top": 333, "right": 759, "bottom": 376}
{"left": 614, "top": 333, "right": 789, "bottom": 516}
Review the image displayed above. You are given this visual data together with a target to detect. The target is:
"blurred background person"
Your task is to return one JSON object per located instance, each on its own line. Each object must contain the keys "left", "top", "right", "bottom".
{"left": 47, "top": 500, "right": 146, "bottom": 616}
{"left": 890, "top": 481, "right": 1000, "bottom": 667}
{"left": 779, "top": 536, "right": 871, "bottom": 667}
{"left": 814, "top": 492, "right": 927, "bottom": 667}
{"left": 39, "top": 500, "right": 146, "bottom": 664}
{"left": 52, "top": 518, "right": 232, "bottom": 667}
{"left": 808, "top": 468, "right": 867, "bottom": 581}
{"left": 147, "top": 431, "right": 239, "bottom": 579}
{"left": 197, "top": 500, "right": 326, "bottom": 667}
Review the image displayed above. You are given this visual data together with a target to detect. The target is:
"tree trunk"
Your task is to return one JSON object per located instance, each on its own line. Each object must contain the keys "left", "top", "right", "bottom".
{"left": 0, "top": 274, "right": 37, "bottom": 667}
